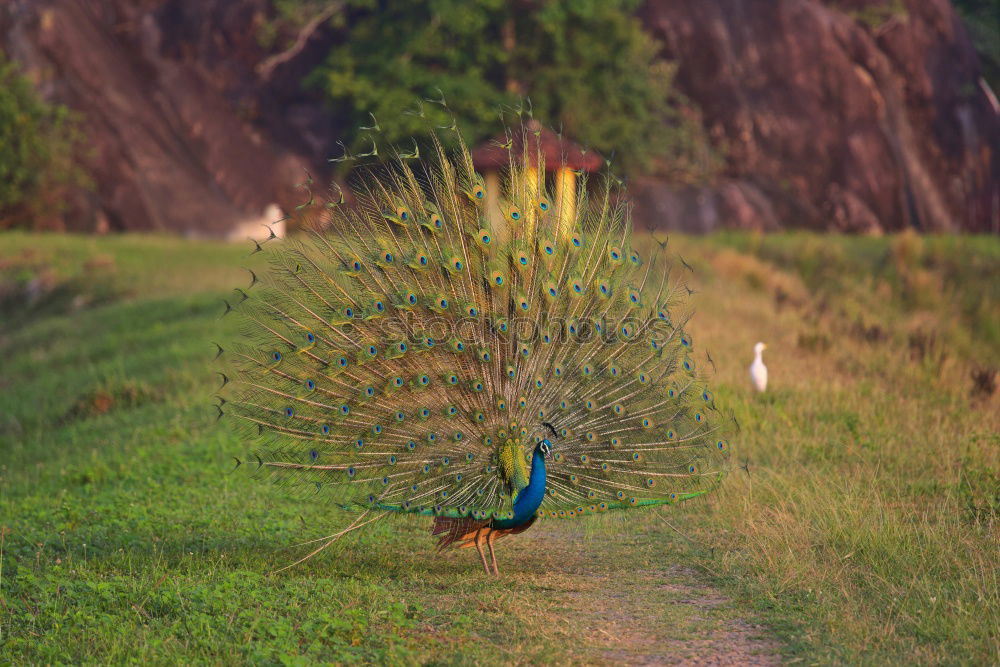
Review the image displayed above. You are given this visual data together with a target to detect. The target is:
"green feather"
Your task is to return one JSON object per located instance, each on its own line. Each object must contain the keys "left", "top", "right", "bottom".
{"left": 223, "top": 125, "right": 730, "bottom": 525}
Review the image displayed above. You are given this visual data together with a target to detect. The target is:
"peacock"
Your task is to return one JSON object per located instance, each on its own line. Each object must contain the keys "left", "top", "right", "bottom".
{"left": 219, "top": 121, "right": 731, "bottom": 575}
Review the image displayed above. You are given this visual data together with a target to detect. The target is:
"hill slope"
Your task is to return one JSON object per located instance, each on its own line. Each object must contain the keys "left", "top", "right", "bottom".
{"left": 2, "top": 0, "right": 997, "bottom": 233}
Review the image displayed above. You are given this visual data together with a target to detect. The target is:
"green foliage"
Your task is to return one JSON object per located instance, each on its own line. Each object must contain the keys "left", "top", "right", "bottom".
{"left": 0, "top": 58, "right": 87, "bottom": 228}
{"left": 846, "top": 0, "right": 908, "bottom": 30}
{"left": 952, "top": 0, "right": 1000, "bottom": 90}
{"left": 278, "top": 0, "right": 715, "bottom": 175}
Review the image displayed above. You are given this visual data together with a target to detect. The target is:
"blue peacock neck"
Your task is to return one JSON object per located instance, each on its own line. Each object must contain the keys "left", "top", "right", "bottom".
{"left": 492, "top": 442, "right": 547, "bottom": 529}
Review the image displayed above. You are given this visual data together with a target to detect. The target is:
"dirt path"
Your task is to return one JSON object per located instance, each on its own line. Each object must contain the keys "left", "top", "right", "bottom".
{"left": 517, "top": 525, "right": 780, "bottom": 665}
{"left": 590, "top": 565, "right": 778, "bottom": 666}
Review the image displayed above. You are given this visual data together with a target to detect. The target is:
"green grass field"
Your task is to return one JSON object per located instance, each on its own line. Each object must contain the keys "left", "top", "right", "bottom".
{"left": 1, "top": 231, "right": 997, "bottom": 664}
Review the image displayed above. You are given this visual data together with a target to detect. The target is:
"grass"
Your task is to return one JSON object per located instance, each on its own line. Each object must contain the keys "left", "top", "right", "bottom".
{"left": 1, "top": 230, "right": 997, "bottom": 663}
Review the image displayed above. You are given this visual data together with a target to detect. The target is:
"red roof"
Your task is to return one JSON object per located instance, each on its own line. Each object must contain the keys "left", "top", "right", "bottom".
{"left": 471, "top": 123, "right": 603, "bottom": 172}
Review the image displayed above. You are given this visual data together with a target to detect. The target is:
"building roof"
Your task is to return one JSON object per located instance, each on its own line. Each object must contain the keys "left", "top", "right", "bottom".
{"left": 471, "top": 123, "right": 603, "bottom": 172}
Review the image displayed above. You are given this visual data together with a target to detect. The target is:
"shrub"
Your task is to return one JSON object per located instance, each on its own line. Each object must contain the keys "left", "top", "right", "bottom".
{"left": 268, "top": 0, "right": 719, "bottom": 177}
{"left": 0, "top": 57, "right": 87, "bottom": 229}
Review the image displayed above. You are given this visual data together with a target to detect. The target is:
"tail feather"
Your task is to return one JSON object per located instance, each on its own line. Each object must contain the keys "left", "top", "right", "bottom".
{"left": 432, "top": 516, "right": 488, "bottom": 550}
{"left": 222, "top": 121, "right": 731, "bottom": 523}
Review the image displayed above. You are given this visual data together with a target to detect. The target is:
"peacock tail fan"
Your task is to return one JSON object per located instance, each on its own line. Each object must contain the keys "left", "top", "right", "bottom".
{"left": 219, "top": 121, "right": 731, "bottom": 527}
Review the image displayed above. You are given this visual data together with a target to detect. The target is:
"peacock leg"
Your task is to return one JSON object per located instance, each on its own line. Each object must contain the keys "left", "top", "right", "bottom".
{"left": 487, "top": 529, "right": 500, "bottom": 576}
{"left": 474, "top": 527, "right": 490, "bottom": 574}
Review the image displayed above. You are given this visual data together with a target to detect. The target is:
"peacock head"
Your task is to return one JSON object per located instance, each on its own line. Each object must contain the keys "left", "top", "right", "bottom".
{"left": 537, "top": 421, "right": 559, "bottom": 460}
{"left": 537, "top": 439, "right": 553, "bottom": 460}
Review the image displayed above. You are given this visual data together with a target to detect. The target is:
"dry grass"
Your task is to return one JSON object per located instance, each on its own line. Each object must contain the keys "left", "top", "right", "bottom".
{"left": 648, "top": 233, "right": 999, "bottom": 663}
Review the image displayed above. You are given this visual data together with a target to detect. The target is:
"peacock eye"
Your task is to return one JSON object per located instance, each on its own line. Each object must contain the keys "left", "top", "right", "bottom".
{"left": 306, "top": 333, "right": 315, "bottom": 343}
{"left": 475, "top": 188, "right": 484, "bottom": 199}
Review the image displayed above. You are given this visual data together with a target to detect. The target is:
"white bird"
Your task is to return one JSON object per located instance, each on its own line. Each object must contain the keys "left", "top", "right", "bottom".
{"left": 749, "top": 342, "right": 768, "bottom": 392}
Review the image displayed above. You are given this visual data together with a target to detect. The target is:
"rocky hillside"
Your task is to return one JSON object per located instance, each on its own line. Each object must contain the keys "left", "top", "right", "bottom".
{"left": 1, "top": 0, "right": 997, "bottom": 234}
{"left": 633, "top": 0, "right": 1000, "bottom": 233}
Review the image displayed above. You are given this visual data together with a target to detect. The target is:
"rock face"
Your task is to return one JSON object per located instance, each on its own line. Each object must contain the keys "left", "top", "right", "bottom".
{"left": 1, "top": 0, "right": 997, "bottom": 234}
{"left": 1, "top": 0, "right": 324, "bottom": 235}
{"left": 636, "top": 0, "right": 999, "bottom": 233}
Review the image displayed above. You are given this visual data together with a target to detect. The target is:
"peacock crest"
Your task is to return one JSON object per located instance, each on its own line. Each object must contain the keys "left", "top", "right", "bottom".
{"left": 219, "top": 119, "right": 731, "bottom": 569}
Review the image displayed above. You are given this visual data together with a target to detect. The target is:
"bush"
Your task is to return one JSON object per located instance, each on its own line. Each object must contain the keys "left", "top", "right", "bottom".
{"left": 269, "top": 0, "right": 719, "bottom": 177}
{"left": 0, "top": 57, "right": 87, "bottom": 229}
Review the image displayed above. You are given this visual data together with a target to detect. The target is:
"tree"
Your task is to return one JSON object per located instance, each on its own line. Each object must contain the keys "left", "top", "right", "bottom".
{"left": 270, "top": 0, "right": 716, "bottom": 176}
